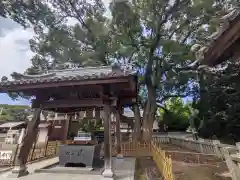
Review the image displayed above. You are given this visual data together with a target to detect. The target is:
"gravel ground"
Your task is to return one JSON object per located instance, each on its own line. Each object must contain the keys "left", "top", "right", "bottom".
{"left": 135, "top": 157, "right": 162, "bottom": 180}
{"left": 173, "top": 161, "right": 228, "bottom": 180}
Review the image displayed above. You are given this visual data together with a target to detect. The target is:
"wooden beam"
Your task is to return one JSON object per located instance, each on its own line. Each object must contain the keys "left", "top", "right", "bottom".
{"left": 32, "top": 97, "right": 135, "bottom": 112}
{"left": 119, "top": 97, "right": 137, "bottom": 106}
{"left": 32, "top": 98, "right": 103, "bottom": 109}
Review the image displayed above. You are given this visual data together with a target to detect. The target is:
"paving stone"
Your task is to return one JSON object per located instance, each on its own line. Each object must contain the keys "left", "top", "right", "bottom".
{"left": 0, "top": 157, "right": 135, "bottom": 180}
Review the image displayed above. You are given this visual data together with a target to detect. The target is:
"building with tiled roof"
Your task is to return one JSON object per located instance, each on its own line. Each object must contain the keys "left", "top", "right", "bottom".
{"left": 191, "top": 8, "right": 240, "bottom": 66}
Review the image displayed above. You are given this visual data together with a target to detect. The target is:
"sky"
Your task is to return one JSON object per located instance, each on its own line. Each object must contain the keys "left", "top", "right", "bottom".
{"left": 0, "top": 18, "right": 34, "bottom": 105}
{"left": 0, "top": 0, "right": 111, "bottom": 106}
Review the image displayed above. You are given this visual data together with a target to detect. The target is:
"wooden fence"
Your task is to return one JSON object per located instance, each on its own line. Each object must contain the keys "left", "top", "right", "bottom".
{"left": 26, "top": 141, "right": 60, "bottom": 162}
{"left": 112, "top": 141, "right": 152, "bottom": 157}
{"left": 112, "top": 140, "right": 174, "bottom": 180}
{"left": 0, "top": 141, "right": 60, "bottom": 167}
{"left": 152, "top": 141, "right": 174, "bottom": 180}
{"left": 0, "top": 138, "right": 175, "bottom": 180}
{"left": 152, "top": 135, "right": 231, "bottom": 158}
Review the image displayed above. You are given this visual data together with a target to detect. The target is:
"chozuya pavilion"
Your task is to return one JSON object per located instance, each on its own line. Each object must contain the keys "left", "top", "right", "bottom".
{"left": 0, "top": 64, "right": 138, "bottom": 179}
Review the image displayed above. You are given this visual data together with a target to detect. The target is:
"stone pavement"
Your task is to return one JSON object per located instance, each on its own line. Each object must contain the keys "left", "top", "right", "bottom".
{"left": 0, "top": 157, "right": 135, "bottom": 180}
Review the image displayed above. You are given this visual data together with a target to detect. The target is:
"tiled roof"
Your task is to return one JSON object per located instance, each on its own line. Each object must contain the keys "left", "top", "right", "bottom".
{"left": 0, "top": 122, "right": 25, "bottom": 128}
{"left": 191, "top": 9, "right": 240, "bottom": 65}
{"left": 0, "top": 66, "right": 136, "bottom": 87}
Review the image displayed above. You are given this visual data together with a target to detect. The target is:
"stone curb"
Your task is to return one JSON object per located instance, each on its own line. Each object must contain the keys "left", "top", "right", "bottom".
{"left": 0, "top": 167, "right": 13, "bottom": 174}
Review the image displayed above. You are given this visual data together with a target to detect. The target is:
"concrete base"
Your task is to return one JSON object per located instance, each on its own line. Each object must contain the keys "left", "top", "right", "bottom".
{"left": 35, "top": 166, "right": 97, "bottom": 174}
{"left": 8, "top": 165, "right": 29, "bottom": 178}
{"left": 102, "top": 169, "right": 115, "bottom": 179}
{"left": 0, "top": 167, "right": 13, "bottom": 174}
{"left": 101, "top": 177, "right": 116, "bottom": 180}
{"left": 116, "top": 154, "right": 123, "bottom": 159}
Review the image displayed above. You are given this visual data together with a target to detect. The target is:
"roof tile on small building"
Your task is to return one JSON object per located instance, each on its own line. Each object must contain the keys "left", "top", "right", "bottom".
{"left": 0, "top": 122, "right": 25, "bottom": 128}
{"left": 0, "top": 66, "right": 136, "bottom": 87}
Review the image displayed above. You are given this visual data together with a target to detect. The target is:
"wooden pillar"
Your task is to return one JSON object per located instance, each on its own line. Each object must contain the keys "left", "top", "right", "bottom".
{"left": 10, "top": 108, "right": 42, "bottom": 178}
{"left": 102, "top": 104, "right": 115, "bottom": 179}
{"left": 115, "top": 107, "right": 122, "bottom": 158}
{"left": 62, "top": 116, "right": 70, "bottom": 143}
{"left": 67, "top": 115, "right": 73, "bottom": 139}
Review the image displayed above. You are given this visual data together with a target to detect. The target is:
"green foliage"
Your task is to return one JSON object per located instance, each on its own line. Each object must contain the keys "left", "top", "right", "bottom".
{"left": 5, "top": 0, "right": 225, "bottom": 92}
{"left": 79, "top": 118, "right": 102, "bottom": 132}
{"left": 197, "top": 62, "right": 240, "bottom": 141}
{"left": 0, "top": 104, "right": 30, "bottom": 121}
{"left": 160, "top": 98, "right": 192, "bottom": 131}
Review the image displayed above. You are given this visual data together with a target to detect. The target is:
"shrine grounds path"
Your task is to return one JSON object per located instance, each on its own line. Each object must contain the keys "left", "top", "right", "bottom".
{"left": 0, "top": 157, "right": 135, "bottom": 180}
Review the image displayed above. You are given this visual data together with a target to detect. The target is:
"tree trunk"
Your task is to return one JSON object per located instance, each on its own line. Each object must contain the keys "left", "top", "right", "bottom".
{"left": 142, "top": 85, "right": 156, "bottom": 141}
{"left": 133, "top": 104, "right": 141, "bottom": 141}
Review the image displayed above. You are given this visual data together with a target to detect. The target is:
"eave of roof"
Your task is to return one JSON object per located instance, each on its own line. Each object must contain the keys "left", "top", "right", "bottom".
{"left": 0, "top": 66, "right": 137, "bottom": 92}
{"left": 201, "top": 12, "right": 240, "bottom": 66}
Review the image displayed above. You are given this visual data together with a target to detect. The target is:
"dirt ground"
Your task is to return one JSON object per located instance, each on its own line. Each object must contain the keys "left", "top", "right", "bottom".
{"left": 135, "top": 144, "right": 230, "bottom": 180}
{"left": 173, "top": 161, "right": 226, "bottom": 180}
{"left": 160, "top": 144, "right": 230, "bottom": 180}
{"left": 158, "top": 143, "right": 199, "bottom": 153}
{"left": 135, "top": 157, "right": 162, "bottom": 180}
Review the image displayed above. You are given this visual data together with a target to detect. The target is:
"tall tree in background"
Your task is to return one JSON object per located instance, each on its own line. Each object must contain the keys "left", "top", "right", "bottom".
{"left": 25, "top": 0, "right": 113, "bottom": 74}
{"left": 197, "top": 62, "right": 240, "bottom": 142}
{"left": 0, "top": 105, "right": 30, "bottom": 122}
{"left": 109, "top": 0, "right": 230, "bottom": 139}
{"left": 159, "top": 98, "right": 192, "bottom": 131}
{"left": 1, "top": 0, "right": 238, "bottom": 140}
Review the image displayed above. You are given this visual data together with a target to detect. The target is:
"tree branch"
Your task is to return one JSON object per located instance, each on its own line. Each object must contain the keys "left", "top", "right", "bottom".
{"left": 145, "top": 0, "right": 181, "bottom": 86}
{"left": 67, "top": 0, "right": 93, "bottom": 34}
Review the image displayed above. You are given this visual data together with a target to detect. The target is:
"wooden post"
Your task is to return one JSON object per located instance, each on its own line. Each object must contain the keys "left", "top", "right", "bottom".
{"left": 62, "top": 116, "right": 70, "bottom": 143}
{"left": 9, "top": 108, "right": 42, "bottom": 178}
{"left": 102, "top": 104, "right": 115, "bottom": 179}
{"left": 30, "top": 142, "right": 37, "bottom": 161}
{"left": 67, "top": 115, "right": 73, "bottom": 140}
{"left": 115, "top": 107, "right": 122, "bottom": 158}
{"left": 44, "top": 140, "right": 49, "bottom": 157}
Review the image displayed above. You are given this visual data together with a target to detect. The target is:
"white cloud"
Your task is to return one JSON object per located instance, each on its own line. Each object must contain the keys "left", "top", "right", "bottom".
{"left": 0, "top": 25, "right": 34, "bottom": 78}
{"left": 0, "top": 0, "right": 112, "bottom": 79}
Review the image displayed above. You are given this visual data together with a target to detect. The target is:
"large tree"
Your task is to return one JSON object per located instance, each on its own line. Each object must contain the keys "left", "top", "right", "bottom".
{"left": 109, "top": 0, "right": 230, "bottom": 139}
